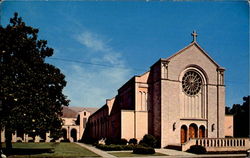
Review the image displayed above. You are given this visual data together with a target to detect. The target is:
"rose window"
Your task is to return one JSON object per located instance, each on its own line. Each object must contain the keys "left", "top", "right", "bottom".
{"left": 182, "top": 71, "right": 202, "bottom": 95}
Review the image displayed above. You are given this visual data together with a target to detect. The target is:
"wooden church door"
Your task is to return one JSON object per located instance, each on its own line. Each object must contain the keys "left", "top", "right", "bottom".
{"left": 181, "top": 125, "right": 187, "bottom": 144}
{"left": 199, "top": 126, "right": 205, "bottom": 138}
{"left": 189, "top": 124, "right": 198, "bottom": 139}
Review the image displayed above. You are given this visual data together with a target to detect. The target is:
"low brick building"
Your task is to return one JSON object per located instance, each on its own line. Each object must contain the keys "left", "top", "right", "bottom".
{"left": 0, "top": 106, "right": 97, "bottom": 143}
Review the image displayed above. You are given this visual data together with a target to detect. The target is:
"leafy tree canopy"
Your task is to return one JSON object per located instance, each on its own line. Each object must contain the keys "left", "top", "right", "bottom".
{"left": 225, "top": 96, "right": 249, "bottom": 137}
{"left": 0, "top": 13, "right": 69, "bottom": 142}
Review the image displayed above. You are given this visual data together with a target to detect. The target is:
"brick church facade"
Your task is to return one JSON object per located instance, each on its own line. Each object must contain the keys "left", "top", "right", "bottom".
{"left": 84, "top": 32, "right": 228, "bottom": 148}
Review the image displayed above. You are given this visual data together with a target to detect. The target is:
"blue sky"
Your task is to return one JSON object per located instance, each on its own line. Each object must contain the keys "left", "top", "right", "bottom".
{"left": 1, "top": 1, "right": 249, "bottom": 107}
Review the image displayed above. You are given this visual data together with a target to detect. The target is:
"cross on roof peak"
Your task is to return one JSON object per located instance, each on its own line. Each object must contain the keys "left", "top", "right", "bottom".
{"left": 191, "top": 30, "right": 198, "bottom": 42}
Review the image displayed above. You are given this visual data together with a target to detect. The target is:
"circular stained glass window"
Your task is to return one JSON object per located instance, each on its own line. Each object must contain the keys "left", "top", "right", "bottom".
{"left": 182, "top": 71, "right": 202, "bottom": 96}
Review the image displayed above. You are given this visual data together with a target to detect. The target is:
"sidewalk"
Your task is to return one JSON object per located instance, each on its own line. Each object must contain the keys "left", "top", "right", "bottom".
{"left": 156, "top": 148, "right": 195, "bottom": 156}
{"left": 75, "top": 142, "right": 117, "bottom": 158}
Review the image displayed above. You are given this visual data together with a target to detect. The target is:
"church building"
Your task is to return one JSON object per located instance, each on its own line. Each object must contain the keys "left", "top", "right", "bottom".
{"left": 84, "top": 32, "right": 227, "bottom": 148}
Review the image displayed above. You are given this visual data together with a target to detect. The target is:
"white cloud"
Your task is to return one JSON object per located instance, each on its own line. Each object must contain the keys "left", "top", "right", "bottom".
{"left": 63, "top": 31, "right": 132, "bottom": 107}
{"left": 76, "top": 31, "right": 109, "bottom": 52}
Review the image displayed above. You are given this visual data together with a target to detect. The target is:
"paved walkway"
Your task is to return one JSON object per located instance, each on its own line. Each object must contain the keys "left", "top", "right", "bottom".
{"left": 156, "top": 148, "right": 195, "bottom": 156}
{"left": 76, "top": 143, "right": 247, "bottom": 158}
{"left": 75, "top": 142, "right": 117, "bottom": 158}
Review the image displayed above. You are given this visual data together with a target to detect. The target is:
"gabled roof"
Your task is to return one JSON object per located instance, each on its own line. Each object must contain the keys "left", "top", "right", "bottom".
{"left": 166, "top": 41, "right": 221, "bottom": 68}
{"left": 62, "top": 106, "right": 78, "bottom": 118}
{"left": 69, "top": 106, "right": 98, "bottom": 114}
{"left": 62, "top": 106, "right": 98, "bottom": 118}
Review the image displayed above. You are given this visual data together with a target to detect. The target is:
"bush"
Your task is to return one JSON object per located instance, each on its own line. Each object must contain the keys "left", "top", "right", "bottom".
{"left": 93, "top": 142, "right": 98, "bottom": 146}
{"left": 96, "top": 144, "right": 135, "bottom": 151}
{"left": 120, "top": 138, "right": 128, "bottom": 145}
{"left": 105, "top": 138, "right": 113, "bottom": 145}
{"left": 105, "top": 138, "right": 127, "bottom": 145}
{"left": 96, "top": 144, "right": 123, "bottom": 151}
{"left": 187, "top": 145, "right": 207, "bottom": 154}
{"left": 129, "top": 138, "right": 138, "bottom": 144}
{"left": 139, "top": 140, "right": 149, "bottom": 147}
{"left": 123, "top": 144, "right": 135, "bottom": 150}
{"left": 139, "top": 134, "right": 157, "bottom": 148}
{"left": 133, "top": 145, "right": 155, "bottom": 154}
{"left": 50, "top": 139, "right": 56, "bottom": 142}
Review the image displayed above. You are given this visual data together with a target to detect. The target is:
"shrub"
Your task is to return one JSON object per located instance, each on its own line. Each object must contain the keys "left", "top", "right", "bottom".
{"left": 96, "top": 144, "right": 123, "bottom": 151}
{"left": 120, "top": 138, "right": 128, "bottom": 145}
{"left": 140, "top": 134, "right": 157, "bottom": 148}
{"left": 50, "top": 139, "right": 56, "bottom": 142}
{"left": 139, "top": 140, "right": 149, "bottom": 147}
{"left": 105, "top": 138, "right": 113, "bottom": 145}
{"left": 129, "top": 138, "right": 138, "bottom": 144}
{"left": 133, "top": 145, "right": 155, "bottom": 154}
{"left": 123, "top": 144, "right": 135, "bottom": 150}
{"left": 96, "top": 144, "right": 136, "bottom": 151}
{"left": 93, "top": 142, "right": 98, "bottom": 146}
{"left": 105, "top": 138, "right": 126, "bottom": 145}
{"left": 187, "top": 145, "right": 207, "bottom": 154}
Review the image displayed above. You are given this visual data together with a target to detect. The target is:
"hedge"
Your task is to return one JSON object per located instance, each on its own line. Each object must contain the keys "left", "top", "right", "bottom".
{"left": 187, "top": 145, "right": 207, "bottom": 154}
{"left": 133, "top": 145, "right": 155, "bottom": 154}
{"left": 96, "top": 144, "right": 135, "bottom": 151}
{"left": 105, "top": 138, "right": 128, "bottom": 145}
{"left": 128, "top": 138, "right": 138, "bottom": 145}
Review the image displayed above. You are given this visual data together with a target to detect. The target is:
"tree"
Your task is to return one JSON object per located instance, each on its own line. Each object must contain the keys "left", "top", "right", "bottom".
{"left": 0, "top": 13, "right": 69, "bottom": 149}
{"left": 226, "top": 96, "right": 249, "bottom": 137}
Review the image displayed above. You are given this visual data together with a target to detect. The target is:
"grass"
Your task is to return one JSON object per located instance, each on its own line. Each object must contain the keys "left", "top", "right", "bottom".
{"left": 109, "top": 151, "right": 167, "bottom": 157}
{"left": 1, "top": 142, "right": 100, "bottom": 157}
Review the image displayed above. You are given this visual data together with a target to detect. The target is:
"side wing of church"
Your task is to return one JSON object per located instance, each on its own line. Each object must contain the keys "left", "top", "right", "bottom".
{"left": 84, "top": 35, "right": 226, "bottom": 148}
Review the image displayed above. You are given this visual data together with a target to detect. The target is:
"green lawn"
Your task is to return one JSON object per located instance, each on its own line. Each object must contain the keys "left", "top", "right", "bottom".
{"left": 1, "top": 142, "right": 99, "bottom": 157}
{"left": 109, "top": 151, "right": 167, "bottom": 157}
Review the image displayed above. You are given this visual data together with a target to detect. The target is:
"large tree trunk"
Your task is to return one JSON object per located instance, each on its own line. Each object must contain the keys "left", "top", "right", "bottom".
{"left": 5, "top": 128, "right": 12, "bottom": 150}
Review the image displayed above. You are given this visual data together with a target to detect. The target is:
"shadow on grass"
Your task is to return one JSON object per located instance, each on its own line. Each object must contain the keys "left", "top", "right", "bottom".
{"left": 2, "top": 148, "right": 54, "bottom": 156}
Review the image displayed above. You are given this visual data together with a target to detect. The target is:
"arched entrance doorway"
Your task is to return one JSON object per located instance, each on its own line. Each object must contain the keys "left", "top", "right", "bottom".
{"left": 189, "top": 123, "right": 198, "bottom": 139}
{"left": 180, "top": 125, "right": 188, "bottom": 144}
{"left": 62, "top": 128, "right": 67, "bottom": 140}
{"left": 199, "top": 125, "right": 205, "bottom": 138}
{"left": 71, "top": 128, "right": 77, "bottom": 142}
